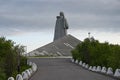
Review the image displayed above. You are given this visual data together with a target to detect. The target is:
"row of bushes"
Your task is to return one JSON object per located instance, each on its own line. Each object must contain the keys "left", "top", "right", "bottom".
{"left": 8, "top": 61, "right": 37, "bottom": 80}
{"left": 71, "top": 37, "right": 120, "bottom": 71}
{"left": 0, "top": 37, "right": 28, "bottom": 80}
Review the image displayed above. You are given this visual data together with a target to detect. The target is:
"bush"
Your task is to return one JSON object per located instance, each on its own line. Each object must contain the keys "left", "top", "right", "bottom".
{"left": 0, "top": 37, "right": 29, "bottom": 79}
{"left": 72, "top": 37, "right": 120, "bottom": 70}
{"left": 0, "top": 68, "right": 6, "bottom": 80}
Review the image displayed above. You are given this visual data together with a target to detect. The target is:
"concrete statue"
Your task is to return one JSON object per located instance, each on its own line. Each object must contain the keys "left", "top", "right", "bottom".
{"left": 54, "top": 12, "right": 69, "bottom": 41}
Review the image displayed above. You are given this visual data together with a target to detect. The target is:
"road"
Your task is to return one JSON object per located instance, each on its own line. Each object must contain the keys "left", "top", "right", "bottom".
{"left": 28, "top": 58, "right": 116, "bottom": 80}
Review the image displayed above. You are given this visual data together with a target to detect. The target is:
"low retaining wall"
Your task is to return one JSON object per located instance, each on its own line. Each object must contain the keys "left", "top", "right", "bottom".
{"left": 71, "top": 58, "right": 120, "bottom": 80}
{"left": 8, "top": 62, "right": 38, "bottom": 80}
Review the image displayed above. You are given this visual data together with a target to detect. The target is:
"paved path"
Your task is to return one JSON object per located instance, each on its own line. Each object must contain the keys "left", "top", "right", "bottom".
{"left": 28, "top": 58, "right": 116, "bottom": 80}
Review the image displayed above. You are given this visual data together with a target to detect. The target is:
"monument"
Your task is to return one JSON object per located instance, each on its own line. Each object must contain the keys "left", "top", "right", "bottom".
{"left": 54, "top": 12, "right": 69, "bottom": 41}
{"left": 27, "top": 12, "right": 81, "bottom": 56}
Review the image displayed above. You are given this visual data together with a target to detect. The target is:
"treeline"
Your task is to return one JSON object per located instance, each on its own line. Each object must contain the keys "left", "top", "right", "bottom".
{"left": 71, "top": 37, "right": 120, "bottom": 70}
{"left": 0, "top": 37, "right": 28, "bottom": 79}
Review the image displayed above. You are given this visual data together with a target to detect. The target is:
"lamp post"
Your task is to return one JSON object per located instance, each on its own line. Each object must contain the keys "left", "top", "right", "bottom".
{"left": 17, "top": 49, "right": 20, "bottom": 73}
{"left": 16, "top": 45, "right": 22, "bottom": 73}
{"left": 16, "top": 45, "right": 27, "bottom": 73}
{"left": 88, "top": 32, "right": 91, "bottom": 39}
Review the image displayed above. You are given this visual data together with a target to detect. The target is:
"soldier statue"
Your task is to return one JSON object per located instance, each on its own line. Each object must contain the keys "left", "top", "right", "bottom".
{"left": 54, "top": 12, "right": 69, "bottom": 41}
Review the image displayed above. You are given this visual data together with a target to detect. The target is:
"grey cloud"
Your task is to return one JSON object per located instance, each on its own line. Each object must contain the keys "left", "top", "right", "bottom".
{"left": 0, "top": 0, "right": 120, "bottom": 36}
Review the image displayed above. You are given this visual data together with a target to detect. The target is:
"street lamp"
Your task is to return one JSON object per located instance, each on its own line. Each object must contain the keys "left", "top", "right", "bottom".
{"left": 17, "top": 48, "right": 20, "bottom": 73}
{"left": 88, "top": 32, "right": 90, "bottom": 39}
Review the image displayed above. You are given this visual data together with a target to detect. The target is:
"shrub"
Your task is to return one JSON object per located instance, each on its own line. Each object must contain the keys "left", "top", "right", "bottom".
{"left": 72, "top": 37, "right": 120, "bottom": 70}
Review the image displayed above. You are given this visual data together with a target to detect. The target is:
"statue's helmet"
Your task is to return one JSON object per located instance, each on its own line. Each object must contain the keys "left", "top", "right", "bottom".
{"left": 60, "top": 11, "right": 64, "bottom": 17}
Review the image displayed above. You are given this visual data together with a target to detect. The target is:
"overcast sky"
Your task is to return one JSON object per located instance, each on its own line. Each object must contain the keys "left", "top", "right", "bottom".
{"left": 0, "top": 0, "right": 120, "bottom": 52}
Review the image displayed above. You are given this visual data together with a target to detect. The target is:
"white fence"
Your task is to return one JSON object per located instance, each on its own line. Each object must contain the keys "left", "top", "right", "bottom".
{"left": 8, "top": 62, "right": 37, "bottom": 80}
{"left": 71, "top": 58, "right": 120, "bottom": 79}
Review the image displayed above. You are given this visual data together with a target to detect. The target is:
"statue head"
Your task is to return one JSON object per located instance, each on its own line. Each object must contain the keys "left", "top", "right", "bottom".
{"left": 60, "top": 11, "right": 64, "bottom": 17}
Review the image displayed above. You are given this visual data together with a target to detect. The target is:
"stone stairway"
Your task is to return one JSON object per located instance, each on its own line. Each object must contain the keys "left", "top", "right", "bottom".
{"left": 27, "top": 34, "right": 81, "bottom": 56}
